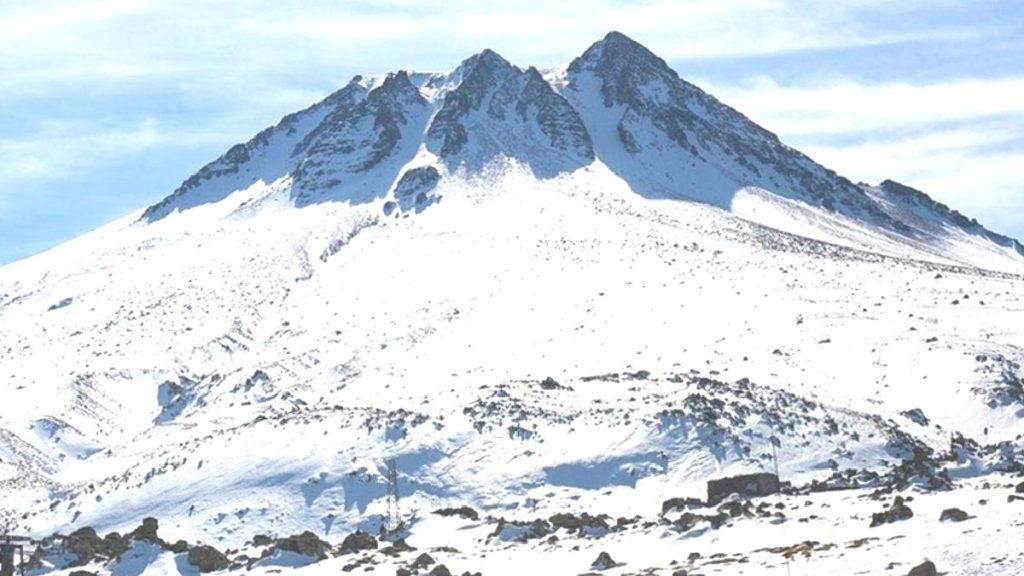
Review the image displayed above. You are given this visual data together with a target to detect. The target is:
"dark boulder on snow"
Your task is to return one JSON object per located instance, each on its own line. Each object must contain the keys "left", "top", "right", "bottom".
{"left": 434, "top": 506, "right": 480, "bottom": 521}
{"left": 188, "top": 545, "right": 230, "bottom": 573}
{"left": 939, "top": 508, "right": 969, "bottom": 522}
{"left": 131, "top": 517, "right": 160, "bottom": 541}
{"left": 661, "top": 497, "right": 704, "bottom": 515}
{"left": 64, "top": 527, "right": 106, "bottom": 566}
{"left": 339, "top": 530, "right": 378, "bottom": 555}
{"left": 900, "top": 408, "right": 929, "bottom": 426}
{"left": 428, "top": 565, "right": 453, "bottom": 576}
{"left": 870, "top": 496, "right": 914, "bottom": 527}
{"left": 908, "top": 560, "right": 937, "bottom": 576}
{"left": 275, "top": 531, "right": 331, "bottom": 560}
{"left": 412, "top": 552, "right": 436, "bottom": 568}
{"left": 591, "top": 551, "right": 620, "bottom": 570}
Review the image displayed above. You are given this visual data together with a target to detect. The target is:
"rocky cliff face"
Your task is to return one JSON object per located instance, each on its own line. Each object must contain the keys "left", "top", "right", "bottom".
{"left": 426, "top": 49, "right": 594, "bottom": 175}
{"left": 564, "top": 32, "right": 901, "bottom": 228}
{"left": 136, "top": 31, "right": 1019, "bottom": 271}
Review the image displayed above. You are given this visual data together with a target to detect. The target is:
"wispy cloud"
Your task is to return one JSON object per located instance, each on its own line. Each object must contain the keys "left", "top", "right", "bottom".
{"left": 700, "top": 75, "right": 1024, "bottom": 237}
{"left": 704, "top": 76, "right": 1024, "bottom": 136}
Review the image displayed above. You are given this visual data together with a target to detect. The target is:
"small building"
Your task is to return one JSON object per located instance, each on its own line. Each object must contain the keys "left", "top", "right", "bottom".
{"left": 707, "top": 472, "right": 779, "bottom": 505}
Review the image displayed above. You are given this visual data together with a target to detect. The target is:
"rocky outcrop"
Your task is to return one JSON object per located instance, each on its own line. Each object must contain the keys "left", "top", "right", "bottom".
{"left": 188, "top": 545, "right": 230, "bottom": 573}
{"left": 591, "top": 551, "right": 620, "bottom": 570}
{"left": 939, "top": 508, "right": 969, "bottom": 522}
{"left": 870, "top": 496, "right": 914, "bottom": 527}
{"left": 434, "top": 506, "right": 480, "bottom": 522}
{"left": 338, "top": 531, "right": 378, "bottom": 555}
{"left": 274, "top": 531, "right": 331, "bottom": 560}
{"left": 426, "top": 49, "right": 593, "bottom": 174}
{"left": 908, "top": 560, "right": 937, "bottom": 576}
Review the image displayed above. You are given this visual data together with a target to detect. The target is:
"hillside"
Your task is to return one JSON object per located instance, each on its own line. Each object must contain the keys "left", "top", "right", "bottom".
{"left": 0, "top": 32, "right": 1022, "bottom": 576}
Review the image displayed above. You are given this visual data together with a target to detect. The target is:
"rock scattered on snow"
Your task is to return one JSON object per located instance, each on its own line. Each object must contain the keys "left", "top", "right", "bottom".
{"left": 939, "top": 508, "right": 969, "bottom": 522}
{"left": 188, "top": 545, "right": 230, "bottom": 573}
{"left": 908, "top": 559, "right": 937, "bottom": 576}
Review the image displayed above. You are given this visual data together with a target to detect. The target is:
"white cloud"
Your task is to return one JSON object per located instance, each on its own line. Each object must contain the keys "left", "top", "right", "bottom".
{"left": 704, "top": 76, "right": 1024, "bottom": 136}
{"left": 0, "top": 118, "right": 165, "bottom": 186}
{"left": 700, "top": 76, "right": 1024, "bottom": 237}
{"left": 0, "top": 0, "right": 974, "bottom": 93}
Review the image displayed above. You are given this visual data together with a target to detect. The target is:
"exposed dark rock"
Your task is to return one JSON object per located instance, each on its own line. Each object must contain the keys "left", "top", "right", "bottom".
{"left": 540, "top": 376, "right": 562, "bottom": 390}
{"left": 707, "top": 473, "right": 779, "bottom": 505}
{"left": 276, "top": 531, "right": 331, "bottom": 560}
{"left": 939, "top": 508, "right": 969, "bottom": 522}
{"left": 251, "top": 534, "right": 273, "bottom": 547}
{"left": 549, "top": 512, "right": 610, "bottom": 535}
{"left": 870, "top": 496, "right": 914, "bottom": 527}
{"left": 429, "top": 565, "right": 452, "bottom": 576}
{"left": 901, "top": 408, "right": 930, "bottom": 426}
{"left": 412, "top": 552, "right": 436, "bottom": 568}
{"left": 339, "top": 531, "right": 378, "bottom": 555}
{"left": 661, "top": 497, "right": 704, "bottom": 515}
{"left": 908, "top": 560, "right": 937, "bottom": 576}
{"left": 380, "top": 539, "right": 416, "bottom": 557}
{"left": 168, "top": 540, "right": 189, "bottom": 554}
{"left": 490, "top": 518, "right": 552, "bottom": 542}
{"left": 102, "top": 532, "right": 129, "bottom": 558}
{"left": 188, "top": 545, "right": 230, "bottom": 573}
{"left": 65, "top": 527, "right": 105, "bottom": 566}
{"left": 434, "top": 506, "right": 480, "bottom": 521}
{"left": 591, "top": 551, "right": 619, "bottom": 570}
{"left": 130, "top": 517, "right": 160, "bottom": 542}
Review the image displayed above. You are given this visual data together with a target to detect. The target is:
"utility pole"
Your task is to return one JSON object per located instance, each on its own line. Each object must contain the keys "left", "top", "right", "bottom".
{"left": 384, "top": 459, "right": 402, "bottom": 534}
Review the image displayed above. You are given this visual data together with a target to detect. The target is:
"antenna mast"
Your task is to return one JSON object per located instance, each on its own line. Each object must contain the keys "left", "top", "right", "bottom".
{"left": 384, "top": 459, "right": 402, "bottom": 533}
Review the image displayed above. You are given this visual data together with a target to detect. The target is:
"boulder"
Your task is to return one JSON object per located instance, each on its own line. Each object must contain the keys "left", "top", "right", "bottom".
{"left": 380, "top": 539, "right": 416, "bottom": 557}
{"left": 276, "top": 531, "right": 331, "bottom": 560}
{"left": 870, "top": 496, "right": 914, "bottom": 527}
{"left": 412, "top": 552, "right": 435, "bottom": 568}
{"left": 429, "top": 565, "right": 452, "bottom": 576}
{"left": 188, "top": 545, "right": 230, "bottom": 573}
{"left": 65, "top": 527, "right": 105, "bottom": 566}
{"left": 339, "top": 531, "right": 378, "bottom": 555}
{"left": 1016, "top": 481, "right": 1024, "bottom": 494}
{"left": 102, "top": 532, "right": 129, "bottom": 558}
{"left": 591, "top": 551, "right": 619, "bottom": 570}
{"left": 131, "top": 517, "right": 160, "bottom": 541}
{"left": 433, "top": 506, "right": 480, "bottom": 521}
{"left": 908, "top": 560, "right": 937, "bottom": 576}
{"left": 661, "top": 497, "right": 704, "bottom": 515}
{"left": 168, "top": 540, "right": 189, "bottom": 554}
{"left": 939, "top": 508, "right": 969, "bottom": 522}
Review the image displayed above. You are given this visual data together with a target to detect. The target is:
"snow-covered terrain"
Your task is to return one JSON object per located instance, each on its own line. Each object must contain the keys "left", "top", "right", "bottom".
{"left": 1, "top": 32, "right": 1022, "bottom": 576}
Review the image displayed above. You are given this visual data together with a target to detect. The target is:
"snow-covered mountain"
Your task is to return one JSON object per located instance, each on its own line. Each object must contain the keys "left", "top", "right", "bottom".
{"left": 1, "top": 32, "right": 1023, "bottom": 576}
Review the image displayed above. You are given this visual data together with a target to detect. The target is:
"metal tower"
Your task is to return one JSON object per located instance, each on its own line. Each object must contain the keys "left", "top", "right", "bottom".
{"left": 384, "top": 459, "right": 402, "bottom": 533}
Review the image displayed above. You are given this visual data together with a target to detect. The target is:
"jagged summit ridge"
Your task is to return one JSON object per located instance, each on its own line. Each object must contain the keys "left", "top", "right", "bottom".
{"left": 135, "top": 32, "right": 1023, "bottom": 272}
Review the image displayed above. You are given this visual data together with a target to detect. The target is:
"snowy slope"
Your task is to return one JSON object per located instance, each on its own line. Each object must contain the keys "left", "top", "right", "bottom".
{"left": 1, "top": 32, "right": 1023, "bottom": 576}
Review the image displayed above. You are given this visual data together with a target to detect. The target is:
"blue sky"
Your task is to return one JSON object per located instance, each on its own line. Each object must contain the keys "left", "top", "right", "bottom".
{"left": 1, "top": 0, "right": 1022, "bottom": 264}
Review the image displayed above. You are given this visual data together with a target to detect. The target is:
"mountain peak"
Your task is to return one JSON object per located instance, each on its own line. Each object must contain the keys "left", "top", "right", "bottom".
{"left": 569, "top": 31, "right": 671, "bottom": 76}
{"left": 567, "top": 31, "right": 677, "bottom": 108}
{"left": 459, "top": 48, "right": 514, "bottom": 76}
